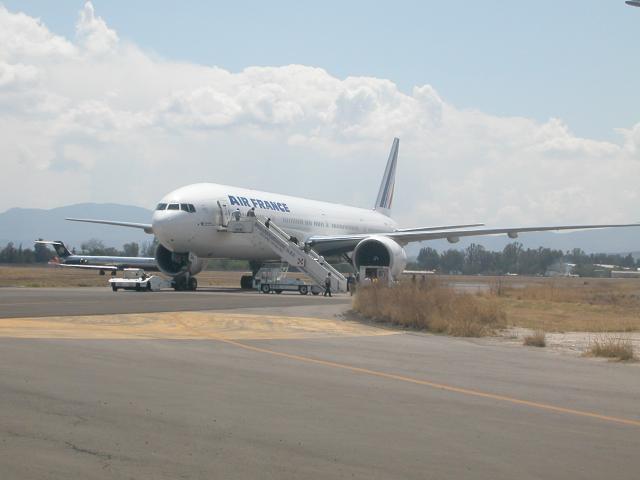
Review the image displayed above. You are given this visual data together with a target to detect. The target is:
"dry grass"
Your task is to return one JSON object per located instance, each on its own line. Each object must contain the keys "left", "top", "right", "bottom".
{"left": 353, "top": 281, "right": 506, "bottom": 337}
{"left": 523, "top": 330, "right": 546, "bottom": 347}
{"left": 0, "top": 265, "right": 247, "bottom": 288}
{"left": 586, "top": 334, "right": 635, "bottom": 361}
{"left": 396, "top": 275, "right": 640, "bottom": 333}
{"left": 497, "top": 279, "right": 640, "bottom": 332}
{"left": 500, "top": 279, "right": 640, "bottom": 308}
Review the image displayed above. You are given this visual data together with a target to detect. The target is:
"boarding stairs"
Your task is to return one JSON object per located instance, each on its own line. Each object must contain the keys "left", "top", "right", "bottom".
{"left": 228, "top": 217, "right": 347, "bottom": 292}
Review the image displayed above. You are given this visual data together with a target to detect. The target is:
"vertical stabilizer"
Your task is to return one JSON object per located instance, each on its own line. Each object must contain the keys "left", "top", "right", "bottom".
{"left": 374, "top": 138, "right": 399, "bottom": 216}
{"left": 35, "top": 240, "right": 71, "bottom": 258}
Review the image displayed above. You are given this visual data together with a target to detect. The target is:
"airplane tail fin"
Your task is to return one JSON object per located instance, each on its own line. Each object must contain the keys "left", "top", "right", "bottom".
{"left": 374, "top": 138, "right": 399, "bottom": 217}
{"left": 35, "top": 240, "right": 71, "bottom": 258}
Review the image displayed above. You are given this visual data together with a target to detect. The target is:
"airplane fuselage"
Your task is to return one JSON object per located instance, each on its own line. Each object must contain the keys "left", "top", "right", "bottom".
{"left": 62, "top": 255, "right": 157, "bottom": 270}
{"left": 152, "top": 183, "right": 398, "bottom": 259}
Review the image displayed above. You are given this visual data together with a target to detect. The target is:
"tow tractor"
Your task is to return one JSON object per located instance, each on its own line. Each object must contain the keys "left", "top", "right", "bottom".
{"left": 108, "top": 268, "right": 171, "bottom": 292}
{"left": 253, "top": 262, "right": 323, "bottom": 295}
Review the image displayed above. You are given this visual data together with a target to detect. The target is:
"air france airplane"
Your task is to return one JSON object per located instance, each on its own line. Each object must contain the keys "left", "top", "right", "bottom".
{"left": 67, "top": 138, "right": 639, "bottom": 290}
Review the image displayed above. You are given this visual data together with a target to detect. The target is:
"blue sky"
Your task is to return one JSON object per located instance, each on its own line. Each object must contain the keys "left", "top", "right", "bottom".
{"left": 4, "top": 0, "right": 639, "bottom": 141}
{"left": 1, "top": 1, "right": 639, "bottom": 225}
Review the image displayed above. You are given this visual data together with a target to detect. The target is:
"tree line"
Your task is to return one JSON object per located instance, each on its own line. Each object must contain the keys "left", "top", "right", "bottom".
{"left": 0, "top": 238, "right": 251, "bottom": 271}
{"left": 2, "top": 239, "right": 638, "bottom": 276}
{"left": 410, "top": 243, "right": 639, "bottom": 276}
{"left": 0, "top": 239, "right": 158, "bottom": 264}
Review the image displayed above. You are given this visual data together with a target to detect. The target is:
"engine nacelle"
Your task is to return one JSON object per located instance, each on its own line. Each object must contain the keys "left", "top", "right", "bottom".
{"left": 155, "top": 244, "right": 204, "bottom": 277}
{"left": 353, "top": 235, "right": 407, "bottom": 279}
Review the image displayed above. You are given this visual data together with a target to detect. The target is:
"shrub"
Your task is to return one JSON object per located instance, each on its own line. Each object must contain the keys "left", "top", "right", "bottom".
{"left": 523, "top": 330, "right": 546, "bottom": 347}
{"left": 352, "top": 281, "right": 505, "bottom": 337}
{"left": 587, "top": 335, "right": 635, "bottom": 361}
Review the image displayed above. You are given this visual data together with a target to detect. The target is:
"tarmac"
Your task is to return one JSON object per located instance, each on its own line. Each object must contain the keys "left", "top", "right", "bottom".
{"left": 1, "top": 287, "right": 639, "bottom": 479}
{"left": 0, "top": 287, "right": 350, "bottom": 318}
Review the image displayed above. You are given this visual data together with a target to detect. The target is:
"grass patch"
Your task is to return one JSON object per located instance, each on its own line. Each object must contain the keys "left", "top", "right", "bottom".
{"left": 587, "top": 334, "right": 635, "bottom": 361}
{"left": 523, "top": 330, "right": 546, "bottom": 347}
{"left": 352, "top": 282, "right": 505, "bottom": 337}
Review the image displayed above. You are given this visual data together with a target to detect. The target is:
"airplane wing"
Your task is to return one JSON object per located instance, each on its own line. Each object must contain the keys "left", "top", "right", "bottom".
{"left": 53, "top": 263, "right": 118, "bottom": 271}
{"left": 66, "top": 218, "right": 154, "bottom": 234}
{"left": 393, "top": 223, "right": 483, "bottom": 233}
{"left": 307, "top": 223, "right": 640, "bottom": 255}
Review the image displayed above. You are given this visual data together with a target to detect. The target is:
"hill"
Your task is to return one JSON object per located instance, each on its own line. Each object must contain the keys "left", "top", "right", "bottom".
{"left": 0, "top": 203, "right": 153, "bottom": 251}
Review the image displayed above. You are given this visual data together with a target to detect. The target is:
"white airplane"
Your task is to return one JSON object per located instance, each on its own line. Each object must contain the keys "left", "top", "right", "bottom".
{"left": 67, "top": 138, "right": 639, "bottom": 290}
{"left": 35, "top": 240, "right": 157, "bottom": 274}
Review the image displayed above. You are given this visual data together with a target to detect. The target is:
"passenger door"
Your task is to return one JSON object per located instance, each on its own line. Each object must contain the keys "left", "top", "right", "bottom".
{"left": 217, "top": 200, "right": 230, "bottom": 227}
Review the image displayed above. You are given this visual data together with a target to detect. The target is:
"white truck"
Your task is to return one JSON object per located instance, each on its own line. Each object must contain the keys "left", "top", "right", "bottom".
{"left": 108, "top": 269, "right": 170, "bottom": 292}
{"left": 253, "top": 262, "right": 323, "bottom": 295}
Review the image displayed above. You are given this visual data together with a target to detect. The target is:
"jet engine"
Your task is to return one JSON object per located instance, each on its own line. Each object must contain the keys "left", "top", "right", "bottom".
{"left": 352, "top": 236, "right": 407, "bottom": 279}
{"left": 155, "top": 244, "right": 204, "bottom": 277}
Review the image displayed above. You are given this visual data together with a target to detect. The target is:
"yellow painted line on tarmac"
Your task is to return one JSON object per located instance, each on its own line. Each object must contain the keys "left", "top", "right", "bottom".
{"left": 3, "top": 311, "right": 638, "bottom": 428}
{"left": 0, "top": 311, "right": 398, "bottom": 340}
{"left": 173, "top": 320, "right": 640, "bottom": 429}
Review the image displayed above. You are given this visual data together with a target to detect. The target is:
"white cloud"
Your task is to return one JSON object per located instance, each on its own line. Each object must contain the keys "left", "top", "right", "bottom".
{"left": 75, "top": 1, "right": 119, "bottom": 55}
{"left": 0, "top": 2, "right": 638, "bottom": 229}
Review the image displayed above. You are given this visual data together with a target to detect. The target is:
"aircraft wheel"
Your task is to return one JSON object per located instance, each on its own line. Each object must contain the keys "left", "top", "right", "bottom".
{"left": 188, "top": 277, "right": 198, "bottom": 291}
{"left": 299, "top": 285, "right": 308, "bottom": 295}
{"left": 261, "top": 284, "right": 271, "bottom": 294}
{"left": 174, "top": 276, "right": 187, "bottom": 291}
{"left": 240, "top": 275, "right": 254, "bottom": 289}
{"left": 275, "top": 289, "right": 283, "bottom": 294}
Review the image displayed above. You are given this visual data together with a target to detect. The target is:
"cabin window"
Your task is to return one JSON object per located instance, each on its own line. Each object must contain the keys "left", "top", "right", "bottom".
{"left": 156, "top": 203, "right": 167, "bottom": 210}
{"left": 167, "top": 203, "right": 179, "bottom": 210}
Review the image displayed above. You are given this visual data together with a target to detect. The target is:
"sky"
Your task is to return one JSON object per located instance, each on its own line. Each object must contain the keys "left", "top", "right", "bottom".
{"left": 1, "top": 1, "right": 639, "bottom": 228}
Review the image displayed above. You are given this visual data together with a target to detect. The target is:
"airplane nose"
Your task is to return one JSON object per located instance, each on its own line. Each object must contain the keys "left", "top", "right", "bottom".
{"left": 152, "top": 210, "right": 192, "bottom": 251}
{"left": 152, "top": 211, "right": 178, "bottom": 246}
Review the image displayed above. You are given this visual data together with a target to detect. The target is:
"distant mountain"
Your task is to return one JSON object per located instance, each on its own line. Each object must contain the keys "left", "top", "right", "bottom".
{"left": 406, "top": 227, "right": 640, "bottom": 257}
{"left": 0, "top": 203, "right": 153, "bottom": 251}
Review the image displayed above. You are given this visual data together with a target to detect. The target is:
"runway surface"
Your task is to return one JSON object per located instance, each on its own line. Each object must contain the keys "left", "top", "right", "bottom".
{"left": 0, "top": 287, "right": 350, "bottom": 318}
{"left": 1, "top": 289, "right": 639, "bottom": 479}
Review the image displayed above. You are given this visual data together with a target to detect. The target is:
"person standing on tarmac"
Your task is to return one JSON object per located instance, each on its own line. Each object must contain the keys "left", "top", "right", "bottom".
{"left": 323, "top": 272, "right": 332, "bottom": 297}
{"left": 347, "top": 273, "right": 356, "bottom": 296}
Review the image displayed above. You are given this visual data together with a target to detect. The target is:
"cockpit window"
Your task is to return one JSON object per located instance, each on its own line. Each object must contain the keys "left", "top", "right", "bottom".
{"left": 156, "top": 203, "right": 167, "bottom": 211}
{"left": 180, "top": 204, "right": 190, "bottom": 212}
{"left": 167, "top": 203, "right": 179, "bottom": 210}
{"left": 188, "top": 204, "right": 196, "bottom": 213}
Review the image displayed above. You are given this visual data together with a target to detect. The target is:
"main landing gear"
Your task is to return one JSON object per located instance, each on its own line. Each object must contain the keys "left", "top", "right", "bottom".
{"left": 240, "top": 275, "right": 253, "bottom": 289}
{"left": 240, "top": 260, "right": 263, "bottom": 289}
{"left": 173, "top": 275, "right": 198, "bottom": 291}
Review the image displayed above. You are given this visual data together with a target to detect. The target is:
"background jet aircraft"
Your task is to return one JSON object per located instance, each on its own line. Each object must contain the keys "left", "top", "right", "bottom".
{"left": 36, "top": 240, "right": 159, "bottom": 276}
{"left": 626, "top": 1, "right": 640, "bottom": 7}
